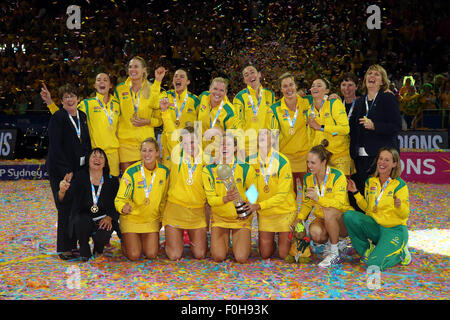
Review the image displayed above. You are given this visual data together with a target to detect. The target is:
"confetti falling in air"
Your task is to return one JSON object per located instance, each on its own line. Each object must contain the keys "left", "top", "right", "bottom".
{"left": 0, "top": 180, "right": 448, "bottom": 300}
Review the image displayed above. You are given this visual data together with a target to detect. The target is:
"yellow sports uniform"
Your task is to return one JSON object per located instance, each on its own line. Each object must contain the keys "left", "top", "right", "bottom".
{"left": 197, "top": 92, "right": 240, "bottom": 163}
{"left": 114, "top": 161, "right": 170, "bottom": 233}
{"left": 202, "top": 158, "right": 257, "bottom": 230}
{"left": 304, "top": 97, "right": 351, "bottom": 175}
{"left": 268, "top": 95, "right": 310, "bottom": 172}
{"left": 162, "top": 150, "right": 207, "bottom": 229}
{"left": 298, "top": 167, "right": 353, "bottom": 221}
{"left": 250, "top": 151, "right": 297, "bottom": 232}
{"left": 354, "top": 177, "right": 410, "bottom": 227}
{"left": 159, "top": 89, "right": 200, "bottom": 166}
{"left": 114, "top": 78, "right": 162, "bottom": 163}
{"left": 46, "top": 93, "right": 121, "bottom": 176}
{"left": 233, "top": 86, "right": 275, "bottom": 159}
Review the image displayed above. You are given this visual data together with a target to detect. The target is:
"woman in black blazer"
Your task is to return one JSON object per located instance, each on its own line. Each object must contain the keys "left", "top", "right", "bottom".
{"left": 58, "top": 148, "right": 120, "bottom": 261}
{"left": 349, "top": 65, "right": 402, "bottom": 193}
{"left": 46, "top": 83, "right": 91, "bottom": 260}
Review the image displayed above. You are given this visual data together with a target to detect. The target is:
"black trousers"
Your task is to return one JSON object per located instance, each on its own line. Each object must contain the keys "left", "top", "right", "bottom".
{"left": 49, "top": 176, "right": 77, "bottom": 253}
{"left": 74, "top": 214, "right": 113, "bottom": 258}
{"left": 354, "top": 155, "right": 377, "bottom": 193}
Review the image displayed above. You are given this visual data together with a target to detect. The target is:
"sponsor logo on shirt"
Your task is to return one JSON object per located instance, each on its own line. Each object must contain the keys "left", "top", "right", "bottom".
{"left": 122, "top": 92, "right": 129, "bottom": 96}
{"left": 327, "top": 188, "right": 333, "bottom": 193}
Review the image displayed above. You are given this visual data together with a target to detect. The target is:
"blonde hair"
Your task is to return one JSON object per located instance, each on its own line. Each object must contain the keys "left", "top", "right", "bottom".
{"left": 373, "top": 147, "right": 402, "bottom": 179}
{"left": 362, "top": 64, "right": 390, "bottom": 93}
{"left": 128, "top": 56, "right": 151, "bottom": 99}
{"left": 140, "top": 137, "right": 159, "bottom": 152}
{"left": 278, "top": 72, "right": 295, "bottom": 88}
{"left": 210, "top": 77, "right": 229, "bottom": 92}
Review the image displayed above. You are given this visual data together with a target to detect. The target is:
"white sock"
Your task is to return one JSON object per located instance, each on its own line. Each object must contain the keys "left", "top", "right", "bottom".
{"left": 330, "top": 243, "right": 339, "bottom": 254}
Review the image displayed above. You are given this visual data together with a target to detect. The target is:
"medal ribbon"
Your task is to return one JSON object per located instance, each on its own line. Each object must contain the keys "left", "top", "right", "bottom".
{"left": 246, "top": 87, "right": 263, "bottom": 117}
{"left": 209, "top": 99, "right": 224, "bottom": 128}
{"left": 285, "top": 106, "right": 298, "bottom": 131}
{"left": 68, "top": 110, "right": 81, "bottom": 140}
{"left": 313, "top": 166, "right": 330, "bottom": 197}
{"left": 90, "top": 176, "right": 104, "bottom": 208}
{"left": 129, "top": 83, "right": 142, "bottom": 115}
{"left": 96, "top": 97, "right": 114, "bottom": 126}
{"left": 187, "top": 157, "right": 198, "bottom": 182}
{"left": 365, "top": 92, "right": 378, "bottom": 117}
{"left": 374, "top": 177, "right": 391, "bottom": 208}
{"left": 310, "top": 99, "right": 325, "bottom": 118}
{"left": 173, "top": 91, "right": 188, "bottom": 122}
{"left": 140, "top": 165, "right": 156, "bottom": 200}
{"left": 259, "top": 152, "right": 275, "bottom": 187}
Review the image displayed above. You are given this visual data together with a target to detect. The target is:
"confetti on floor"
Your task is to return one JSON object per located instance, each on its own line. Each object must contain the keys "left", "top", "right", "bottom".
{"left": 0, "top": 180, "right": 448, "bottom": 300}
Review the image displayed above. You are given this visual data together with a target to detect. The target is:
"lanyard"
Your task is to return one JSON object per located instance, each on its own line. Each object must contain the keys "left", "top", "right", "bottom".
{"left": 375, "top": 178, "right": 391, "bottom": 207}
{"left": 365, "top": 93, "right": 378, "bottom": 117}
{"left": 140, "top": 165, "right": 156, "bottom": 199}
{"left": 209, "top": 99, "right": 224, "bottom": 128}
{"left": 173, "top": 91, "right": 188, "bottom": 121}
{"left": 347, "top": 98, "right": 356, "bottom": 120}
{"left": 246, "top": 87, "right": 263, "bottom": 116}
{"left": 259, "top": 152, "right": 275, "bottom": 187}
{"left": 187, "top": 157, "right": 198, "bottom": 180}
{"left": 96, "top": 97, "right": 114, "bottom": 126}
{"left": 90, "top": 176, "right": 104, "bottom": 207}
{"left": 129, "top": 83, "right": 142, "bottom": 114}
{"left": 68, "top": 110, "right": 81, "bottom": 140}
{"left": 313, "top": 166, "right": 330, "bottom": 197}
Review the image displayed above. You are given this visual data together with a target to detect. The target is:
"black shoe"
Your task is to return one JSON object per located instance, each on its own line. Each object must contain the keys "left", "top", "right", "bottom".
{"left": 80, "top": 256, "right": 90, "bottom": 262}
{"left": 58, "top": 253, "right": 77, "bottom": 260}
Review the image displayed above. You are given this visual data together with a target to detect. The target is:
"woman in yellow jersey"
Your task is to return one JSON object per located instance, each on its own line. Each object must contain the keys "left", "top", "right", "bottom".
{"left": 162, "top": 126, "right": 208, "bottom": 260}
{"left": 159, "top": 69, "right": 200, "bottom": 166}
{"left": 268, "top": 72, "right": 310, "bottom": 196}
{"left": 306, "top": 78, "right": 351, "bottom": 176}
{"left": 40, "top": 73, "right": 121, "bottom": 177}
{"left": 245, "top": 129, "right": 297, "bottom": 260}
{"left": 114, "top": 138, "right": 170, "bottom": 261}
{"left": 293, "top": 140, "right": 353, "bottom": 268}
{"left": 202, "top": 134, "right": 257, "bottom": 263}
{"left": 114, "top": 56, "right": 166, "bottom": 172}
{"left": 197, "top": 77, "right": 240, "bottom": 164}
{"left": 344, "top": 147, "right": 411, "bottom": 270}
{"left": 232, "top": 65, "right": 275, "bottom": 161}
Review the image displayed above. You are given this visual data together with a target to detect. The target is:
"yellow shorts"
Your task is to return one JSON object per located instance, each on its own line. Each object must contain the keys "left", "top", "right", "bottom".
{"left": 285, "top": 151, "right": 308, "bottom": 173}
{"left": 118, "top": 142, "right": 141, "bottom": 164}
{"left": 211, "top": 212, "right": 254, "bottom": 230}
{"left": 119, "top": 216, "right": 160, "bottom": 234}
{"left": 105, "top": 149, "right": 120, "bottom": 177}
{"left": 162, "top": 201, "right": 206, "bottom": 229}
{"left": 330, "top": 152, "right": 352, "bottom": 176}
{"left": 257, "top": 211, "right": 297, "bottom": 233}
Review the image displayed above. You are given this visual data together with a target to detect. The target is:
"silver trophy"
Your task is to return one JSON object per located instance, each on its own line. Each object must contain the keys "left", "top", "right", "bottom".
{"left": 216, "top": 164, "right": 252, "bottom": 219}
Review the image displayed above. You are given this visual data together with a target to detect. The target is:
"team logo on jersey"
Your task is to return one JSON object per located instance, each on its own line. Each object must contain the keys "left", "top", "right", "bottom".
{"left": 236, "top": 178, "right": 242, "bottom": 184}
{"left": 388, "top": 191, "right": 393, "bottom": 195}
{"left": 159, "top": 179, "right": 164, "bottom": 185}
{"left": 326, "top": 188, "right": 333, "bottom": 193}
{"left": 201, "top": 104, "right": 207, "bottom": 110}
{"left": 122, "top": 92, "right": 129, "bottom": 96}
{"left": 370, "top": 187, "right": 376, "bottom": 191}
{"left": 255, "top": 169, "right": 260, "bottom": 173}
{"left": 324, "top": 113, "right": 330, "bottom": 117}
{"left": 187, "top": 108, "right": 193, "bottom": 113}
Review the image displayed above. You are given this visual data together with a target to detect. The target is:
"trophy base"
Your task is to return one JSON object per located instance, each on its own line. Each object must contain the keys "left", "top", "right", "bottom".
{"left": 236, "top": 203, "right": 252, "bottom": 219}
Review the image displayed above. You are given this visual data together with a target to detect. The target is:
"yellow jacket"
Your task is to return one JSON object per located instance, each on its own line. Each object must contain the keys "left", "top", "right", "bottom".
{"left": 46, "top": 92, "right": 120, "bottom": 152}
{"left": 250, "top": 150, "right": 297, "bottom": 215}
{"left": 268, "top": 95, "right": 310, "bottom": 155}
{"left": 115, "top": 161, "right": 170, "bottom": 224}
{"left": 167, "top": 150, "right": 206, "bottom": 209}
{"left": 298, "top": 167, "right": 353, "bottom": 220}
{"left": 202, "top": 158, "right": 257, "bottom": 220}
{"left": 114, "top": 77, "right": 162, "bottom": 145}
{"left": 354, "top": 176, "right": 410, "bottom": 227}
{"left": 233, "top": 86, "right": 275, "bottom": 132}
{"left": 304, "top": 97, "right": 350, "bottom": 156}
{"left": 197, "top": 91, "right": 240, "bottom": 132}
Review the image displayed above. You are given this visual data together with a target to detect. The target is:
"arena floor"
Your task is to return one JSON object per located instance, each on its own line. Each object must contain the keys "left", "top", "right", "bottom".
{"left": 0, "top": 180, "right": 448, "bottom": 300}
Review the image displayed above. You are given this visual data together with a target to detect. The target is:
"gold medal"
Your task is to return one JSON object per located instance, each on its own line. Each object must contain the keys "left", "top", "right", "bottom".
{"left": 252, "top": 115, "right": 258, "bottom": 122}
{"left": 186, "top": 178, "right": 193, "bottom": 185}
{"left": 289, "top": 127, "right": 295, "bottom": 135}
{"left": 133, "top": 112, "right": 138, "bottom": 118}
{"left": 91, "top": 205, "right": 99, "bottom": 214}
{"left": 264, "top": 185, "right": 270, "bottom": 193}
{"left": 175, "top": 119, "right": 180, "bottom": 127}
{"left": 373, "top": 206, "right": 378, "bottom": 213}
{"left": 144, "top": 198, "right": 150, "bottom": 205}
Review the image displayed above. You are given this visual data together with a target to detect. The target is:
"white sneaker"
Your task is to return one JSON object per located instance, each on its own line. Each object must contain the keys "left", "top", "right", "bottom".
{"left": 322, "top": 242, "right": 331, "bottom": 256}
{"left": 318, "top": 251, "right": 343, "bottom": 268}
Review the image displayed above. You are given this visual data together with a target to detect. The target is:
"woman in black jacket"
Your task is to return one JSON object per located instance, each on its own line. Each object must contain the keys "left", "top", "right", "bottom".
{"left": 349, "top": 64, "right": 402, "bottom": 193}
{"left": 46, "top": 83, "right": 91, "bottom": 260}
{"left": 58, "top": 148, "right": 120, "bottom": 261}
